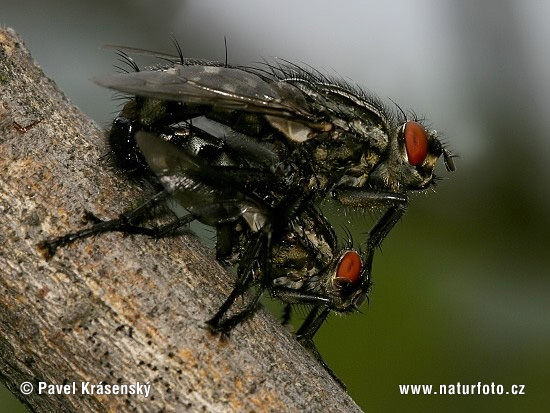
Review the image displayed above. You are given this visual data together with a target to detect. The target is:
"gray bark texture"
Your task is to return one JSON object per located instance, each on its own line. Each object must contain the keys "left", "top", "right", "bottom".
{"left": 0, "top": 28, "right": 363, "bottom": 412}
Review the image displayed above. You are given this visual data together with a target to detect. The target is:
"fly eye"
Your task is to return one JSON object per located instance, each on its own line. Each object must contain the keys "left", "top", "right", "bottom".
{"left": 335, "top": 251, "right": 362, "bottom": 285}
{"left": 403, "top": 121, "right": 428, "bottom": 166}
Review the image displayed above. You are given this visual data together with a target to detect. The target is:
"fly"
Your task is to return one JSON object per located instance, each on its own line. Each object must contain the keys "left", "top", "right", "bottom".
{"left": 38, "top": 41, "right": 455, "bottom": 387}
{"left": 95, "top": 45, "right": 454, "bottom": 279}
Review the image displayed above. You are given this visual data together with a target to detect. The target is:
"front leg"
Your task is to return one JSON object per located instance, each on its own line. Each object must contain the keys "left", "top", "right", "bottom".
{"left": 332, "top": 188, "right": 408, "bottom": 250}
{"left": 333, "top": 188, "right": 407, "bottom": 209}
{"left": 334, "top": 188, "right": 408, "bottom": 284}
{"left": 295, "top": 306, "right": 346, "bottom": 387}
{"left": 361, "top": 204, "right": 407, "bottom": 292}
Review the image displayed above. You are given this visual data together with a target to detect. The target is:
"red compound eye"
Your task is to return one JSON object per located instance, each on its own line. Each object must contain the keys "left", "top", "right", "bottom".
{"left": 403, "top": 121, "right": 428, "bottom": 166}
{"left": 336, "top": 251, "right": 362, "bottom": 285}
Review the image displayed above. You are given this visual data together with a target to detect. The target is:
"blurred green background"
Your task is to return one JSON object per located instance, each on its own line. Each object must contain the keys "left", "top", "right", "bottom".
{"left": 2, "top": 0, "right": 549, "bottom": 411}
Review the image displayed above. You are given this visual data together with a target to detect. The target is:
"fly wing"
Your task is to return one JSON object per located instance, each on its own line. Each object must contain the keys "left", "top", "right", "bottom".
{"left": 135, "top": 131, "right": 269, "bottom": 230}
{"left": 94, "top": 64, "right": 315, "bottom": 121}
{"left": 188, "top": 116, "right": 281, "bottom": 166}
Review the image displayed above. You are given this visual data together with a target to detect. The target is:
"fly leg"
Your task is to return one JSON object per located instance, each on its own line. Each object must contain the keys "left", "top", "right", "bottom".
{"left": 295, "top": 306, "right": 346, "bottom": 387}
{"left": 360, "top": 203, "right": 408, "bottom": 294}
{"left": 281, "top": 304, "right": 292, "bottom": 327}
{"left": 333, "top": 189, "right": 408, "bottom": 287}
{"left": 37, "top": 191, "right": 194, "bottom": 259}
{"left": 206, "top": 227, "right": 272, "bottom": 336}
{"left": 333, "top": 189, "right": 407, "bottom": 210}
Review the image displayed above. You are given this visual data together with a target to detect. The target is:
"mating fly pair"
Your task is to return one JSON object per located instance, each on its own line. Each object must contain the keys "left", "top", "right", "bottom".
{"left": 38, "top": 41, "right": 454, "bottom": 384}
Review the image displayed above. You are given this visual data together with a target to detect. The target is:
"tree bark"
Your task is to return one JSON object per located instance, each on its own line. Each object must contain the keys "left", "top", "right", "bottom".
{"left": 0, "top": 28, "right": 362, "bottom": 412}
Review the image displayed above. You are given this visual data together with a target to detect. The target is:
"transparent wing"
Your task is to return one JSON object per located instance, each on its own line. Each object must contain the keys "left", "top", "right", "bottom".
{"left": 135, "top": 131, "right": 269, "bottom": 230}
{"left": 188, "top": 116, "right": 281, "bottom": 166}
{"left": 94, "top": 64, "right": 316, "bottom": 121}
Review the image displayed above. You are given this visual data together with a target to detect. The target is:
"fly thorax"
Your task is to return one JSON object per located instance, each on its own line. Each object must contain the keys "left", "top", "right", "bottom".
{"left": 138, "top": 98, "right": 169, "bottom": 127}
{"left": 349, "top": 119, "right": 389, "bottom": 153}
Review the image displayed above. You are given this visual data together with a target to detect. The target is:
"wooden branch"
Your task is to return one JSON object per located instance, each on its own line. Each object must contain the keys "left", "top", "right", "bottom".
{"left": 0, "top": 28, "right": 362, "bottom": 412}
